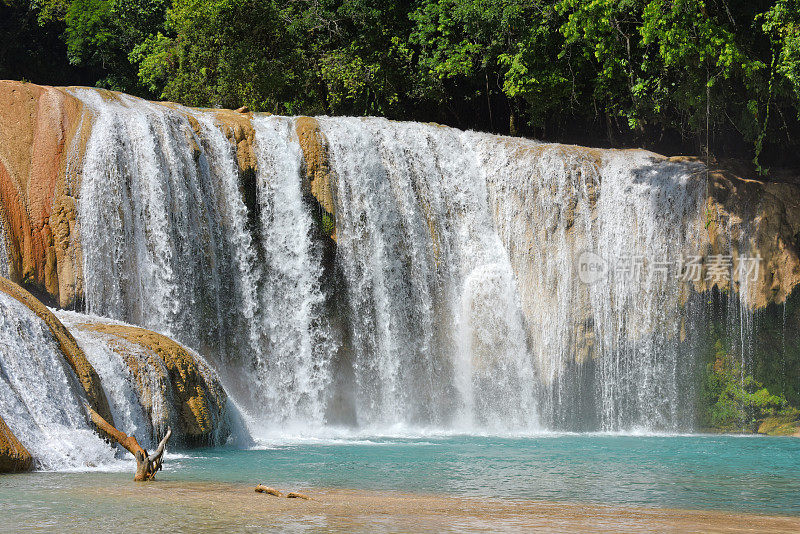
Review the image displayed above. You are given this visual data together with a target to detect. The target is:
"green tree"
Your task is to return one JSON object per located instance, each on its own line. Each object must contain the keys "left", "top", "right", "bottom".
{"left": 701, "top": 338, "right": 787, "bottom": 431}
{"left": 315, "top": 0, "right": 416, "bottom": 117}
{"left": 132, "top": 0, "right": 321, "bottom": 112}
{"left": 59, "top": 0, "right": 167, "bottom": 92}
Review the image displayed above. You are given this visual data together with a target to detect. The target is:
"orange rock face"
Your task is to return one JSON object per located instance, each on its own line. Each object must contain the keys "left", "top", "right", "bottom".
{"left": 0, "top": 81, "right": 85, "bottom": 307}
{"left": 295, "top": 116, "right": 337, "bottom": 240}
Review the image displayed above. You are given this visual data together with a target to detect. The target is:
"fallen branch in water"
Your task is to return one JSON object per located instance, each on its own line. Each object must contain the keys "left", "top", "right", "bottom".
{"left": 85, "top": 404, "right": 171, "bottom": 481}
{"left": 255, "top": 484, "right": 283, "bottom": 496}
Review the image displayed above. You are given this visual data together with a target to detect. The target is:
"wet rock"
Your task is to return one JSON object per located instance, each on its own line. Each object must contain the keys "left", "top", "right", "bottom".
{"left": 0, "top": 415, "right": 32, "bottom": 473}
{"left": 69, "top": 321, "right": 228, "bottom": 445}
{"left": 0, "top": 276, "right": 114, "bottom": 424}
{"left": 295, "top": 116, "right": 336, "bottom": 241}
{"left": 757, "top": 414, "right": 800, "bottom": 436}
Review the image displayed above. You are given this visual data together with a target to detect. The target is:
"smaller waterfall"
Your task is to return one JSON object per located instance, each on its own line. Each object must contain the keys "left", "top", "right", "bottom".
{"left": 56, "top": 312, "right": 157, "bottom": 448}
{"left": 57, "top": 311, "right": 237, "bottom": 447}
{"left": 0, "top": 293, "right": 120, "bottom": 470}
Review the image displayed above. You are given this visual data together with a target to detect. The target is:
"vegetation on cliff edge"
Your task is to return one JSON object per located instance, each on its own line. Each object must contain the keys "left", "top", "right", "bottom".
{"left": 2, "top": 0, "right": 800, "bottom": 169}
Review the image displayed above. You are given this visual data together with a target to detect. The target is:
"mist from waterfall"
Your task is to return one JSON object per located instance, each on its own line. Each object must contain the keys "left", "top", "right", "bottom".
{"left": 64, "top": 90, "right": 755, "bottom": 435}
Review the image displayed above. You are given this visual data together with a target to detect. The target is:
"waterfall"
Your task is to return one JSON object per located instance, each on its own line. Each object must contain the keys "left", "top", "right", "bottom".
{"left": 0, "top": 293, "right": 120, "bottom": 470}
{"left": 478, "top": 142, "right": 707, "bottom": 430}
{"left": 249, "top": 116, "right": 333, "bottom": 430}
{"left": 55, "top": 311, "right": 234, "bottom": 447}
{"left": 73, "top": 89, "right": 232, "bottom": 355}
{"left": 319, "top": 117, "right": 537, "bottom": 430}
{"left": 63, "top": 89, "right": 759, "bottom": 434}
{"left": 71, "top": 91, "right": 334, "bottom": 430}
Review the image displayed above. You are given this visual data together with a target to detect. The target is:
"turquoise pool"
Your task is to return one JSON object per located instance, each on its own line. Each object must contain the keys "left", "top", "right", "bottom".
{"left": 2, "top": 432, "right": 798, "bottom": 533}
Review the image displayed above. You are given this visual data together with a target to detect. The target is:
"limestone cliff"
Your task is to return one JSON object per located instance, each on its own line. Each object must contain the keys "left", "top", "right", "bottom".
{"left": 698, "top": 163, "right": 800, "bottom": 309}
{"left": 0, "top": 415, "right": 32, "bottom": 473}
{"left": 296, "top": 116, "right": 337, "bottom": 240}
{"left": 0, "top": 82, "right": 86, "bottom": 308}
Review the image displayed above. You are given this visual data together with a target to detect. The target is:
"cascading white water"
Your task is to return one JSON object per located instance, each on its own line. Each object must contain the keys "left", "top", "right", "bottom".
{"left": 319, "top": 117, "right": 537, "bottom": 430}
{"left": 73, "top": 89, "right": 232, "bottom": 356}
{"left": 0, "top": 293, "right": 120, "bottom": 469}
{"left": 64, "top": 89, "right": 758, "bottom": 434}
{"left": 477, "top": 140, "right": 707, "bottom": 430}
{"left": 249, "top": 116, "right": 334, "bottom": 429}
{"left": 71, "top": 91, "right": 334, "bottom": 432}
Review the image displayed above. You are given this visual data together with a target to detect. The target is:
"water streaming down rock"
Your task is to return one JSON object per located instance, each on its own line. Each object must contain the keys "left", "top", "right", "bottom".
{"left": 477, "top": 142, "right": 710, "bottom": 430}
{"left": 319, "top": 118, "right": 537, "bottom": 430}
{"left": 56, "top": 311, "right": 234, "bottom": 447}
{"left": 0, "top": 292, "right": 120, "bottom": 469}
{"left": 249, "top": 116, "right": 334, "bottom": 429}
{"left": 71, "top": 91, "right": 333, "bottom": 430}
{"left": 66, "top": 90, "right": 761, "bottom": 433}
{"left": 57, "top": 313, "right": 153, "bottom": 447}
{"left": 73, "top": 89, "right": 232, "bottom": 355}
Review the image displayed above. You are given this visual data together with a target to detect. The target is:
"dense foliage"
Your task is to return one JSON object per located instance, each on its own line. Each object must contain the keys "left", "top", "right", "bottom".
{"left": 699, "top": 291, "right": 800, "bottom": 432}
{"left": 700, "top": 338, "right": 787, "bottom": 431}
{"left": 3, "top": 0, "right": 800, "bottom": 166}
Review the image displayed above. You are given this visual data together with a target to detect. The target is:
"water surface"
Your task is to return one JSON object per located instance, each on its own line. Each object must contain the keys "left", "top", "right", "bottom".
{"left": 4, "top": 433, "right": 797, "bottom": 524}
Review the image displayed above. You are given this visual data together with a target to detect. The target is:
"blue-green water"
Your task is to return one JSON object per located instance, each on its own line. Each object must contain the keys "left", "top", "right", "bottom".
{"left": 2, "top": 433, "right": 799, "bottom": 530}
{"left": 162, "top": 434, "right": 798, "bottom": 513}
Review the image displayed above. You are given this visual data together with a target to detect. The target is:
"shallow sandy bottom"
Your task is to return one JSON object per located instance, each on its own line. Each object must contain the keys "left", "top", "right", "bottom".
{"left": 9, "top": 479, "right": 800, "bottom": 533}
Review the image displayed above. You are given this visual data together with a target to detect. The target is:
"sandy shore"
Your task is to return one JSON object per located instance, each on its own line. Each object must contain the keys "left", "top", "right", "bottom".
{"left": 27, "top": 480, "right": 797, "bottom": 533}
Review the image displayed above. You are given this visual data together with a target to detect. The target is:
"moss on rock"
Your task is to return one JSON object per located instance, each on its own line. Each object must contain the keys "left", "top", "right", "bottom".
{"left": 73, "top": 322, "right": 226, "bottom": 444}
{"left": 758, "top": 412, "right": 800, "bottom": 436}
{"left": 295, "top": 116, "right": 337, "bottom": 241}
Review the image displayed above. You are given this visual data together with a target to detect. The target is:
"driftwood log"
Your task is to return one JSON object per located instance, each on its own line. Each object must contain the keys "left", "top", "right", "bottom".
{"left": 86, "top": 405, "right": 172, "bottom": 481}
{"left": 255, "top": 484, "right": 283, "bottom": 496}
